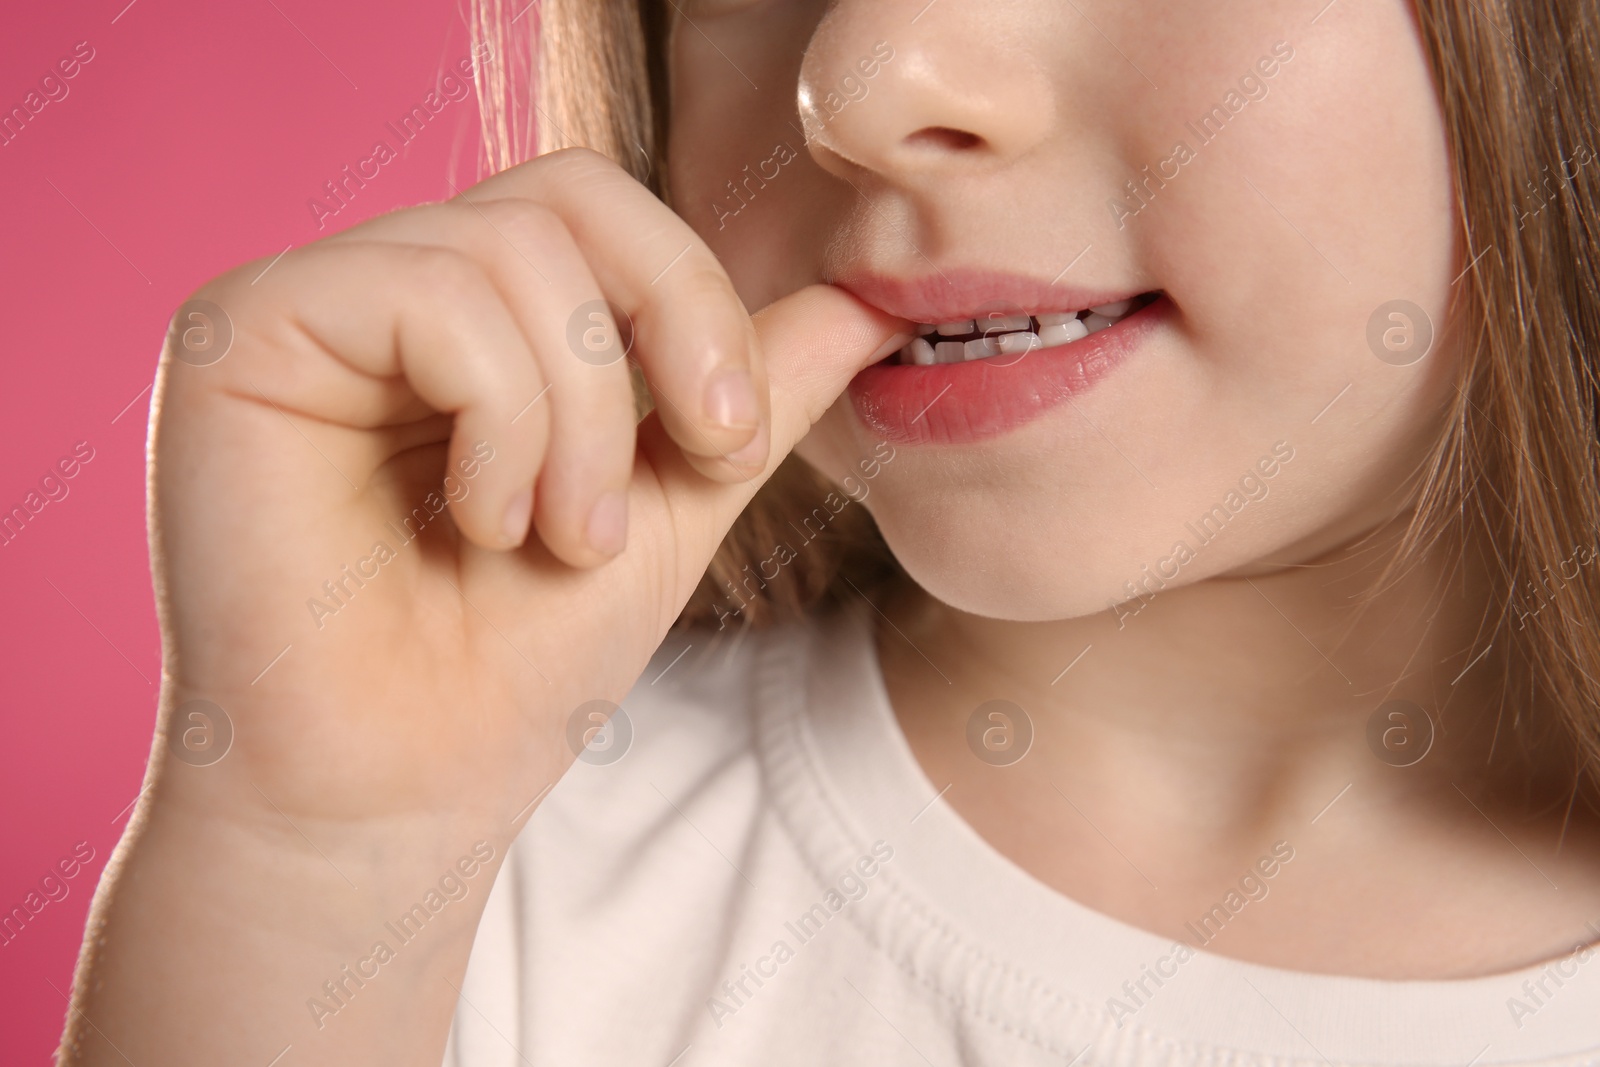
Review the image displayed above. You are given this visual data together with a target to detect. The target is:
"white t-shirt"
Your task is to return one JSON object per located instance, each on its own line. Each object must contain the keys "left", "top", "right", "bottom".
{"left": 443, "top": 604, "right": 1600, "bottom": 1066}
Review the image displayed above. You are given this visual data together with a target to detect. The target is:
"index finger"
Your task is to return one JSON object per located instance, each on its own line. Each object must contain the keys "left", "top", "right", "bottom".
{"left": 637, "top": 284, "right": 911, "bottom": 578}
{"left": 460, "top": 149, "right": 769, "bottom": 476}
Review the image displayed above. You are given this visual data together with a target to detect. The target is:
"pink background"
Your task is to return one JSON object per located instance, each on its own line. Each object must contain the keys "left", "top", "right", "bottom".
{"left": 0, "top": 1, "right": 491, "bottom": 1059}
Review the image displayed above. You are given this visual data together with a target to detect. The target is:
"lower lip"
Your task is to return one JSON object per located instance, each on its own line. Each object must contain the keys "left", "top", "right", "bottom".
{"left": 847, "top": 295, "right": 1170, "bottom": 446}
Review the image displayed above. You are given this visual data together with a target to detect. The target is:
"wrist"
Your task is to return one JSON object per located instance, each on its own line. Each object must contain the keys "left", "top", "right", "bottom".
{"left": 66, "top": 798, "right": 508, "bottom": 1064}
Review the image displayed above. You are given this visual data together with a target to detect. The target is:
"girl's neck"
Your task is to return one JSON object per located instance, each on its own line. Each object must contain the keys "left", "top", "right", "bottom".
{"left": 876, "top": 516, "right": 1600, "bottom": 978}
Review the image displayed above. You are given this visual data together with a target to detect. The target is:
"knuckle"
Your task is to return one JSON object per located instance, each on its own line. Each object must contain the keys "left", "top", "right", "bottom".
{"left": 474, "top": 198, "right": 568, "bottom": 255}
{"left": 680, "top": 264, "right": 736, "bottom": 302}
{"left": 678, "top": 269, "right": 750, "bottom": 363}
{"left": 527, "top": 146, "right": 642, "bottom": 199}
{"left": 541, "top": 145, "right": 621, "bottom": 177}
{"left": 399, "top": 243, "right": 488, "bottom": 304}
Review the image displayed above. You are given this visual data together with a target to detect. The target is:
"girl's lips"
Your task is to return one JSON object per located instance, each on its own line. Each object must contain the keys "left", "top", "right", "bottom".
{"left": 846, "top": 294, "right": 1170, "bottom": 446}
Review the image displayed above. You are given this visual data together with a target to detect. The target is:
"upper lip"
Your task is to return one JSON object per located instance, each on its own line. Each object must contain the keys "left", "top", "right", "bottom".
{"left": 829, "top": 267, "right": 1151, "bottom": 324}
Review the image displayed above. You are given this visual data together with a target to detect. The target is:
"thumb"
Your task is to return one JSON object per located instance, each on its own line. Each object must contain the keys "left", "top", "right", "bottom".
{"left": 641, "top": 283, "right": 910, "bottom": 547}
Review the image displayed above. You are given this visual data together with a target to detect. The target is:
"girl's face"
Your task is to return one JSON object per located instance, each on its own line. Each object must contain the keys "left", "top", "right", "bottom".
{"left": 668, "top": 0, "right": 1460, "bottom": 620}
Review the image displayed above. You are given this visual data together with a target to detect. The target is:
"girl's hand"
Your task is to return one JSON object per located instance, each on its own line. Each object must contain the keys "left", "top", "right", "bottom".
{"left": 151, "top": 146, "right": 906, "bottom": 834}
{"left": 59, "top": 148, "right": 905, "bottom": 1067}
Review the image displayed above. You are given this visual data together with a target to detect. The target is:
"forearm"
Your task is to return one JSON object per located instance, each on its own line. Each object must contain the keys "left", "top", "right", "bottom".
{"left": 61, "top": 797, "right": 504, "bottom": 1066}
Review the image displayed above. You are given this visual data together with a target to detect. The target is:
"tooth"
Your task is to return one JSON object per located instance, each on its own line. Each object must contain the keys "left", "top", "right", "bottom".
{"left": 980, "top": 314, "right": 1031, "bottom": 332}
{"left": 964, "top": 336, "right": 1001, "bottom": 360}
{"left": 916, "top": 322, "right": 938, "bottom": 335}
{"left": 906, "top": 337, "right": 937, "bottom": 365}
{"left": 1035, "top": 312, "right": 1080, "bottom": 327}
{"left": 1090, "top": 300, "right": 1132, "bottom": 317}
{"left": 936, "top": 320, "right": 976, "bottom": 336}
{"left": 1038, "top": 319, "right": 1089, "bottom": 347}
{"left": 934, "top": 340, "right": 966, "bottom": 362}
{"left": 1083, "top": 313, "right": 1117, "bottom": 334}
{"left": 995, "top": 331, "right": 1041, "bottom": 355}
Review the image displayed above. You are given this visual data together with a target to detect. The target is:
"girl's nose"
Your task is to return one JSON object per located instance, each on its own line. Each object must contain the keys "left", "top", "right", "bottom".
{"left": 796, "top": 2, "right": 1057, "bottom": 182}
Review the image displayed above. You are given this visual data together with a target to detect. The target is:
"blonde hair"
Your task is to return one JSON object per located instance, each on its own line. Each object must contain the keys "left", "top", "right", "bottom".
{"left": 472, "top": 0, "right": 1600, "bottom": 783}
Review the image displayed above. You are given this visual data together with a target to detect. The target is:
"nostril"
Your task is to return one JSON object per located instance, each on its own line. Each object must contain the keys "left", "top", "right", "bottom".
{"left": 903, "top": 126, "right": 984, "bottom": 151}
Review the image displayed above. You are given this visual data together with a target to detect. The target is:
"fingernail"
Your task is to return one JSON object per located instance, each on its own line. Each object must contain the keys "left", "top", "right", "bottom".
{"left": 703, "top": 368, "right": 760, "bottom": 430}
{"left": 726, "top": 418, "right": 770, "bottom": 470}
{"left": 585, "top": 490, "right": 628, "bottom": 556}
{"left": 502, "top": 488, "right": 533, "bottom": 546}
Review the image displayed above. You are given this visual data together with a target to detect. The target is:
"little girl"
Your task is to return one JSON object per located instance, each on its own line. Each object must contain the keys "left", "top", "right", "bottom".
{"left": 60, "top": 0, "right": 1600, "bottom": 1064}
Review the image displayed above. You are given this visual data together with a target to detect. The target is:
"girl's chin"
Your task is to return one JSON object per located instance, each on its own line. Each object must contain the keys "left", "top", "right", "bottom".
{"left": 875, "top": 539, "right": 1117, "bottom": 623}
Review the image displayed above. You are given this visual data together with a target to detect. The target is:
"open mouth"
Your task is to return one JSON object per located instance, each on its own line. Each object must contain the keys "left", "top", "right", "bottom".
{"left": 847, "top": 288, "right": 1172, "bottom": 445}
{"left": 890, "top": 291, "right": 1163, "bottom": 365}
